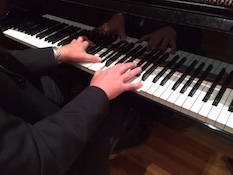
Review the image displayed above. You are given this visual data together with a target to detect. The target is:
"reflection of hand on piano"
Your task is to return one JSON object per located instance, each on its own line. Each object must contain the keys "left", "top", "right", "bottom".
{"left": 94, "top": 13, "right": 127, "bottom": 41}
{"left": 57, "top": 36, "right": 102, "bottom": 64}
{"left": 95, "top": 14, "right": 177, "bottom": 54}
{"left": 138, "top": 26, "right": 177, "bottom": 54}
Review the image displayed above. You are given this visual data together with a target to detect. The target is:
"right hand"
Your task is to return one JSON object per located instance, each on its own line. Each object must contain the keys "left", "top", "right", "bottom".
{"left": 90, "top": 62, "right": 143, "bottom": 100}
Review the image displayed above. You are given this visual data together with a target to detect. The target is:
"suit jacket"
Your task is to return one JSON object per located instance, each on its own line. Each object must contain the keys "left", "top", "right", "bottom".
{"left": 0, "top": 48, "right": 109, "bottom": 175}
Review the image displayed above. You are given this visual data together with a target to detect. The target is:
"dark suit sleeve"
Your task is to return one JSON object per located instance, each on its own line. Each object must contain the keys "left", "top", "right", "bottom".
{"left": 9, "top": 47, "right": 56, "bottom": 72}
{"left": 0, "top": 86, "right": 109, "bottom": 175}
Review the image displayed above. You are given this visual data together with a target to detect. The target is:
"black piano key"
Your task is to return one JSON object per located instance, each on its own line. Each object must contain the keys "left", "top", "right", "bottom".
{"left": 13, "top": 21, "right": 31, "bottom": 31}
{"left": 140, "top": 51, "right": 164, "bottom": 72}
{"left": 29, "top": 25, "right": 50, "bottom": 35}
{"left": 18, "top": 22, "right": 37, "bottom": 32}
{"left": 44, "top": 23, "right": 69, "bottom": 41}
{"left": 25, "top": 24, "right": 41, "bottom": 34}
{"left": 87, "top": 36, "right": 115, "bottom": 54}
{"left": 87, "top": 38, "right": 105, "bottom": 53}
{"left": 0, "top": 17, "right": 24, "bottom": 30}
{"left": 36, "top": 23, "right": 67, "bottom": 39}
{"left": 136, "top": 50, "right": 158, "bottom": 67}
{"left": 228, "top": 99, "right": 233, "bottom": 112}
{"left": 135, "top": 50, "right": 161, "bottom": 77}
{"left": 125, "top": 47, "right": 146, "bottom": 63}
{"left": 172, "top": 60, "right": 198, "bottom": 90}
{"left": 99, "top": 40, "right": 125, "bottom": 59}
{"left": 57, "top": 29, "right": 88, "bottom": 46}
{"left": 202, "top": 68, "right": 226, "bottom": 102}
{"left": 142, "top": 52, "right": 170, "bottom": 81}
{"left": 180, "top": 62, "right": 205, "bottom": 93}
{"left": 50, "top": 26, "right": 79, "bottom": 44}
{"left": 153, "top": 55, "right": 180, "bottom": 83}
{"left": 160, "top": 57, "right": 187, "bottom": 86}
{"left": 115, "top": 45, "right": 143, "bottom": 64}
{"left": 29, "top": 18, "right": 59, "bottom": 35}
{"left": 105, "top": 43, "right": 135, "bottom": 66}
{"left": 212, "top": 71, "right": 233, "bottom": 106}
{"left": 188, "top": 64, "right": 213, "bottom": 97}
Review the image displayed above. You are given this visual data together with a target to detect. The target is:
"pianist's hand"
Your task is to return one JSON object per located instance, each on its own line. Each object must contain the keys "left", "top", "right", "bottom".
{"left": 90, "top": 62, "right": 142, "bottom": 100}
{"left": 95, "top": 13, "right": 127, "bottom": 41}
{"left": 138, "top": 26, "right": 177, "bottom": 54}
{"left": 58, "top": 36, "right": 102, "bottom": 63}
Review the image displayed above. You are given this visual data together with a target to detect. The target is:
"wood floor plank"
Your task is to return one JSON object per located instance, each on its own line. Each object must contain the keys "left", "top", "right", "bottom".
{"left": 110, "top": 123, "right": 233, "bottom": 175}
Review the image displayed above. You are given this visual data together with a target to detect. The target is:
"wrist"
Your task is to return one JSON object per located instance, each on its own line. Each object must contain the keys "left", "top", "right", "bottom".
{"left": 53, "top": 47, "right": 62, "bottom": 64}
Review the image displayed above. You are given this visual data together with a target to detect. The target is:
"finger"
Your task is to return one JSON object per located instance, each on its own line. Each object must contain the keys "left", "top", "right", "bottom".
{"left": 169, "top": 40, "right": 177, "bottom": 54}
{"left": 86, "top": 39, "right": 95, "bottom": 47}
{"left": 102, "top": 22, "right": 110, "bottom": 32}
{"left": 159, "top": 38, "right": 170, "bottom": 53}
{"left": 117, "top": 29, "right": 127, "bottom": 41}
{"left": 119, "top": 33, "right": 127, "bottom": 41}
{"left": 147, "top": 37, "right": 161, "bottom": 51}
{"left": 123, "top": 66, "right": 142, "bottom": 82}
{"left": 77, "top": 36, "right": 84, "bottom": 42}
{"left": 117, "top": 62, "right": 138, "bottom": 75}
{"left": 82, "top": 40, "right": 90, "bottom": 49}
{"left": 124, "top": 81, "right": 143, "bottom": 91}
{"left": 83, "top": 36, "right": 88, "bottom": 40}
{"left": 71, "top": 39, "right": 77, "bottom": 44}
{"left": 84, "top": 53, "right": 102, "bottom": 63}
{"left": 138, "top": 34, "right": 151, "bottom": 43}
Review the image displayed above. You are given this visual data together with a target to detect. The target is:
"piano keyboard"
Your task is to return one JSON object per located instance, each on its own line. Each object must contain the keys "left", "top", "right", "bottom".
{"left": 2, "top": 14, "right": 233, "bottom": 134}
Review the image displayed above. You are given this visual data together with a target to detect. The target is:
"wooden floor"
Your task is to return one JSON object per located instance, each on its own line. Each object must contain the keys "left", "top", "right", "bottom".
{"left": 109, "top": 123, "right": 233, "bottom": 175}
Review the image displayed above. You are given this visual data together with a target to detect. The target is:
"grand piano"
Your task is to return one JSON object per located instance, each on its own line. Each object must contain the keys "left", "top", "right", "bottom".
{"left": 1, "top": 0, "right": 233, "bottom": 159}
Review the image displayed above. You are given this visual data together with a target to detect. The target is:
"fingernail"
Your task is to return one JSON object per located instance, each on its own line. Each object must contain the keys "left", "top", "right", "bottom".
{"left": 98, "top": 57, "right": 102, "bottom": 62}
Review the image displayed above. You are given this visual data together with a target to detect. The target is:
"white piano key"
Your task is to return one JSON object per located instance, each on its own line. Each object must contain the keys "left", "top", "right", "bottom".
{"left": 144, "top": 66, "right": 164, "bottom": 99}
{"left": 173, "top": 77, "right": 198, "bottom": 111}
{"left": 215, "top": 89, "right": 233, "bottom": 129}
{"left": 181, "top": 80, "right": 207, "bottom": 115}
{"left": 3, "top": 29, "right": 54, "bottom": 48}
{"left": 189, "top": 81, "right": 211, "bottom": 119}
{"left": 180, "top": 57, "right": 216, "bottom": 115}
{"left": 156, "top": 52, "right": 194, "bottom": 103}
{"left": 159, "top": 53, "right": 196, "bottom": 104}
{"left": 189, "top": 60, "right": 228, "bottom": 119}
{"left": 224, "top": 113, "right": 233, "bottom": 134}
{"left": 197, "top": 84, "right": 221, "bottom": 122}
{"left": 140, "top": 70, "right": 158, "bottom": 95}
{"left": 139, "top": 50, "right": 174, "bottom": 94}
{"left": 159, "top": 72, "right": 182, "bottom": 105}
{"left": 156, "top": 71, "right": 179, "bottom": 102}
{"left": 206, "top": 88, "right": 231, "bottom": 126}
{"left": 166, "top": 75, "right": 190, "bottom": 109}
{"left": 152, "top": 70, "right": 171, "bottom": 103}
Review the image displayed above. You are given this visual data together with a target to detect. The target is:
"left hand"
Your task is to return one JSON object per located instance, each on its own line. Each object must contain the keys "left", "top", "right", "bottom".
{"left": 138, "top": 26, "right": 177, "bottom": 54}
{"left": 58, "top": 36, "right": 102, "bottom": 63}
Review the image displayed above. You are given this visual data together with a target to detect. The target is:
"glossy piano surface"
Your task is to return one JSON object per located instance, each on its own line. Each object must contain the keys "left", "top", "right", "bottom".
{"left": 64, "top": 0, "right": 233, "bottom": 32}
{"left": 1, "top": 0, "right": 233, "bottom": 158}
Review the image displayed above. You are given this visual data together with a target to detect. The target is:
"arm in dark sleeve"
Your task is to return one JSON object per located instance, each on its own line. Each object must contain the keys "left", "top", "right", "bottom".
{"left": 0, "top": 86, "right": 109, "bottom": 175}
{"left": 9, "top": 47, "right": 56, "bottom": 72}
